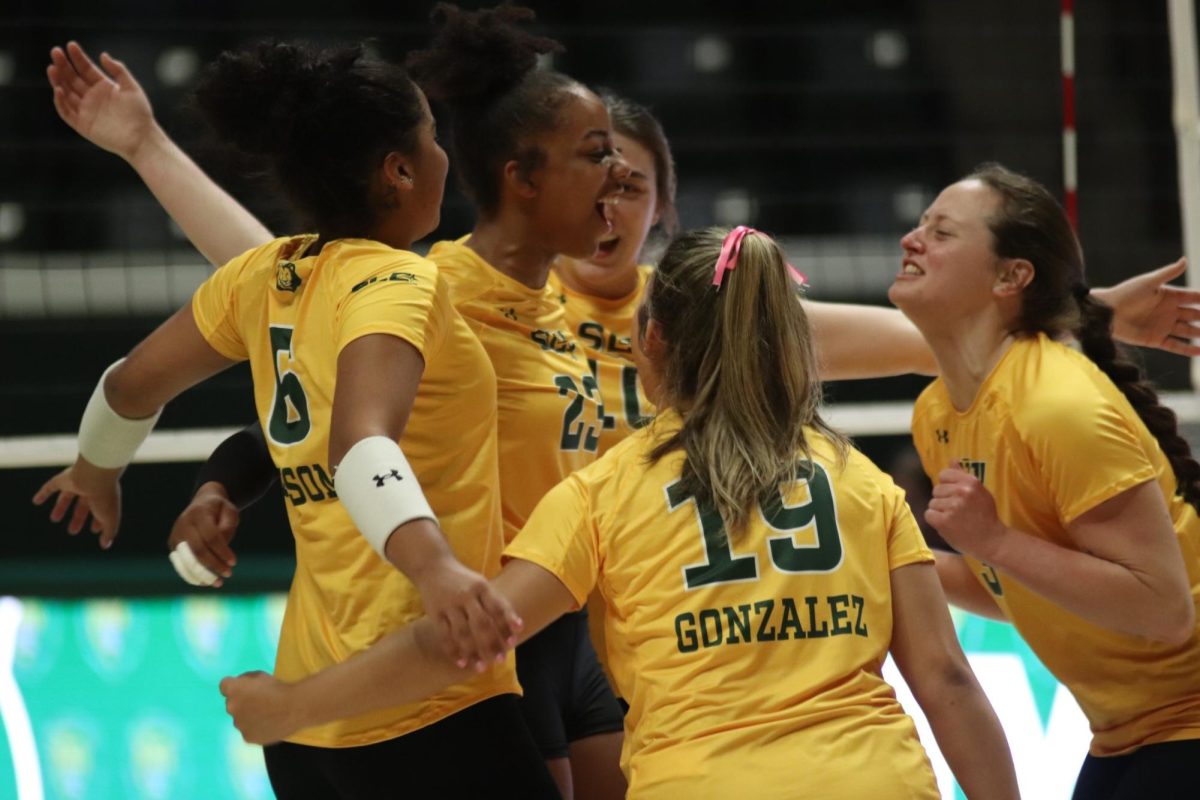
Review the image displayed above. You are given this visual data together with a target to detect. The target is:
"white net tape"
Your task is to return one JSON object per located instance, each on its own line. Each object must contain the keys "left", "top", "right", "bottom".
{"left": 5, "top": 392, "right": 1200, "bottom": 469}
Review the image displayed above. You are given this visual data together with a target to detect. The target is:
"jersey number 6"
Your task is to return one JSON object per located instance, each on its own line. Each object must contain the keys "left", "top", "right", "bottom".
{"left": 267, "top": 325, "right": 312, "bottom": 445}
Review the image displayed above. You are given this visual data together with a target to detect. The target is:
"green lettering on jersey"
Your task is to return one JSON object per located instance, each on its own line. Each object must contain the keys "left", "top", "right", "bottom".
{"left": 668, "top": 461, "right": 844, "bottom": 590}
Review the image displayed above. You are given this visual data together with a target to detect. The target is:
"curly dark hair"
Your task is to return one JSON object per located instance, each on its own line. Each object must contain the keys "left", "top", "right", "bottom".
{"left": 193, "top": 40, "right": 425, "bottom": 241}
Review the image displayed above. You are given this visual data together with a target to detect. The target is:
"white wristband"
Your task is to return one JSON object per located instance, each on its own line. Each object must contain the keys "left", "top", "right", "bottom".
{"left": 78, "top": 359, "right": 163, "bottom": 469}
{"left": 334, "top": 436, "right": 437, "bottom": 559}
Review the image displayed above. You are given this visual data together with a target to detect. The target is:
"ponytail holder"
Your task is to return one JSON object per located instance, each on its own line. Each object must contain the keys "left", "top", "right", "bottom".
{"left": 712, "top": 226, "right": 809, "bottom": 291}
{"left": 712, "top": 226, "right": 756, "bottom": 290}
{"left": 1072, "top": 284, "right": 1091, "bottom": 301}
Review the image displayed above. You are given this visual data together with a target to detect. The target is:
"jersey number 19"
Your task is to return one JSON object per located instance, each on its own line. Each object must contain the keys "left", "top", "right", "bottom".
{"left": 668, "top": 461, "right": 843, "bottom": 590}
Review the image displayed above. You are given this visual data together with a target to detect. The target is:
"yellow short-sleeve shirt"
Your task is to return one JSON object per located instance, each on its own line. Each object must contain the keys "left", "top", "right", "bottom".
{"left": 429, "top": 239, "right": 605, "bottom": 542}
{"left": 548, "top": 261, "right": 656, "bottom": 455}
{"left": 192, "top": 236, "right": 516, "bottom": 747}
{"left": 912, "top": 333, "right": 1200, "bottom": 756}
{"left": 506, "top": 413, "right": 938, "bottom": 799}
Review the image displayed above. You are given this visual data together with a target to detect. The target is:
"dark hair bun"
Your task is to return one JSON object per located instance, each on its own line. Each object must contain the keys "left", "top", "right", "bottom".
{"left": 407, "top": 3, "right": 562, "bottom": 106}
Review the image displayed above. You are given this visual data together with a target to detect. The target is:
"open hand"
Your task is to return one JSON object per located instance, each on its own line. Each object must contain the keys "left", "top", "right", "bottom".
{"left": 48, "top": 41, "right": 157, "bottom": 161}
{"left": 1099, "top": 258, "right": 1200, "bottom": 357}
{"left": 32, "top": 458, "right": 123, "bottom": 548}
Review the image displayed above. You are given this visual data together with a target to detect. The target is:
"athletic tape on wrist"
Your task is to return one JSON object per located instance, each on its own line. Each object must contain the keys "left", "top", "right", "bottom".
{"left": 334, "top": 436, "right": 437, "bottom": 558}
{"left": 169, "top": 541, "right": 219, "bottom": 587}
{"left": 77, "top": 359, "right": 163, "bottom": 469}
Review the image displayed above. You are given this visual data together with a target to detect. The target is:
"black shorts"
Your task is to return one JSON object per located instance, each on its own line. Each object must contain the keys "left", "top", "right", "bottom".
{"left": 262, "top": 694, "right": 560, "bottom": 799}
{"left": 516, "top": 608, "right": 625, "bottom": 759}
{"left": 1073, "top": 737, "right": 1200, "bottom": 800}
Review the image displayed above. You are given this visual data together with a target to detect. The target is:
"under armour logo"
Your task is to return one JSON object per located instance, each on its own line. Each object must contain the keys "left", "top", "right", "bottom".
{"left": 936, "top": 429, "right": 949, "bottom": 443}
{"left": 372, "top": 469, "right": 404, "bottom": 487}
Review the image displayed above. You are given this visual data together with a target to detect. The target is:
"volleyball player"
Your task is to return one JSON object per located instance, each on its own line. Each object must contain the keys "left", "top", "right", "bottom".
{"left": 35, "top": 40, "right": 555, "bottom": 799}
{"left": 547, "top": 92, "right": 674, "bottom": 454}
{"left": 51, "top": 10, "right": 632, "bottom": 797}
{"left": 47, "top": 31, "right": 1200, "bottom": 798}
{"left": 219, "top": 227, "right": 1022, "bottom": 799}
{"left": 404, "top": 9, "right": 631, "bottom": 797}
{"left": 893, "top": 163, "right": 1200, "bottom": 799}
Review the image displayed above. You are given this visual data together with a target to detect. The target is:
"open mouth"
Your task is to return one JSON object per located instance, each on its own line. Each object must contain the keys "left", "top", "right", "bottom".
{"left": 595, "top": 194, "right": 620, "bottom": 230}
{"left": 596, "top": 236, "right": 621, "bottom": 257}
{"left": 901, "top": 261, "right": 924, "bottom": 276}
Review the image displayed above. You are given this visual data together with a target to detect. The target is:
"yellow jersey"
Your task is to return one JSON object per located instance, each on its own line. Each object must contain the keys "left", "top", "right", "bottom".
{"left": 912, "top": 333, "right": 1200, "bottom": 756}
{"left": 192, "top": 235, "right": 517, "bottom": 747}
{"left": 429, "top": 239, "right": 604, "bottom": 542}
{"left": 547, "top": 261, "right": 657, "bottom": 686}
{"left": 506, "top": 412, "right": 939, "bottom": 799}
{"left": 548, "top": 262, "right": 656, "bottom": 455}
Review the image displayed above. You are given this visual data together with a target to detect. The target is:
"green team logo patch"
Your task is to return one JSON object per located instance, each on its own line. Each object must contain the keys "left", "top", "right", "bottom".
{"left": 958, "top": 457, "right": 986, "bottom": 483}
{"left": 274, "top": 260, "right": 302, "bottom": 292}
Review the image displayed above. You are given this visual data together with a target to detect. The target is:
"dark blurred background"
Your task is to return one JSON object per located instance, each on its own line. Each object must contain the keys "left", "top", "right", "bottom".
{"left": 2, "top": 0, "right": 1192, "bottom": 592}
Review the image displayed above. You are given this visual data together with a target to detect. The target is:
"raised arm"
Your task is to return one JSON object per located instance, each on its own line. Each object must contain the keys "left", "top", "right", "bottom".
{"left": 220, "top": 558, "right": 577, "bottom": 744}
{"left": 32, "top": 304, "right": 236, "bottom": 546}
{"left": 928, "top": 465, "right": 1195, "bottom": 644}
{"left": 48, "top": 42, "right": 273, "bottom": 265}
{"left": 889, "top": 562, "right": 1020, "bottom": 800}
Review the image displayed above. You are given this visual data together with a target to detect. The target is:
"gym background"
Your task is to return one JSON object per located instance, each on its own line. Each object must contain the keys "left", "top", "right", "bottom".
{"left": 0, "top": 2, "right": 1192, "bottom": 798}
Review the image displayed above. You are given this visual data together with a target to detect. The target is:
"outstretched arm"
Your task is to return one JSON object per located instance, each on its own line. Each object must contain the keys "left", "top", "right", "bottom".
{"left": 890, "top": 562, "right": 1019, "bottom": 800}
{"left": 804, "top": 300, "right": 937, "bottom": 379}
{"left": 33, "top": 304, "right": 236, "bottom": 545}
{"left": 805, "top": 258, "right": 1199, "bottom": 381}
{"left": 48, "top": 42, "right": 273, "bottom": 266}
{"left": 1093, "top": 257, "right": 1200, "bottom": 357}
{"left": 220, "top": 558, "right": 577, "bottom": 744}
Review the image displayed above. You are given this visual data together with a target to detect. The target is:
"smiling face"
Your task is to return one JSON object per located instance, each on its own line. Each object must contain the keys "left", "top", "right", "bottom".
{"left": 523, "top": 86, "right": 629, "bottom": 259}
{"left": 888, "top": 178, "right": 1007, "bottom": 325}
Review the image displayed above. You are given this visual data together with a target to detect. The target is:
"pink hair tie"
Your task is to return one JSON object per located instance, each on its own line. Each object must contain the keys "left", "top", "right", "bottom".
{"left": 712, "top": 226, "right": 809, "bottom": 291}
{"left": 787, "top": 263, "right": 808, "bottom": 288}
{"left": 712, "top": 226, "right": 756, "bottom": 290}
